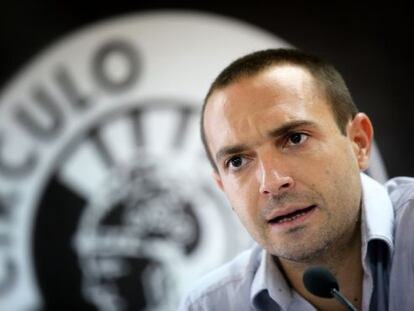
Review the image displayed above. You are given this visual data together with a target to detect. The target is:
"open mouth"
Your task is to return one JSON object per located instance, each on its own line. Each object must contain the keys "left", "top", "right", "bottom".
{"left": 269, "top": 205, "right": 317, "bottom": 225}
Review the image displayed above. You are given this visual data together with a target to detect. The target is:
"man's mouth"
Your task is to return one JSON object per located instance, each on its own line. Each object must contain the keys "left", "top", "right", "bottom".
{"left": 268, "top": 205, "right": 317, "bottom": 225}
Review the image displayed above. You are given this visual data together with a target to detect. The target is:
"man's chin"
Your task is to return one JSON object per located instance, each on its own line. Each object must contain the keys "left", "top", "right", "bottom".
{"left": 269, "top": 243, "right": 331, "bottom": 264}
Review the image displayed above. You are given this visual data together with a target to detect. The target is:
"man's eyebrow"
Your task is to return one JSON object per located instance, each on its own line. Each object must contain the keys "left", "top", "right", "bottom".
{"left": 214, "top": 120, "right": 317, "bottom": 164}
{"left": 267, "top": 120, "right": 317, "bottom": 138}
{"left": 215, "top": 144, "right": 249, "bottom": 164}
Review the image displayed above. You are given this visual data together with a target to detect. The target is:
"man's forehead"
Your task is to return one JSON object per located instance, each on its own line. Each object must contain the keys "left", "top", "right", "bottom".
{"left": 205, "top": 67, "right": 333, "bottom": 136}
{"left": 205, "top": 65, "right": 320, "bottom": 116}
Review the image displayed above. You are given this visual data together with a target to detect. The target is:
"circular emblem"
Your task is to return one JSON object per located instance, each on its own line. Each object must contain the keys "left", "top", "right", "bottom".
{"left": 0, "top": 10, "right": 387, "bottom": 310}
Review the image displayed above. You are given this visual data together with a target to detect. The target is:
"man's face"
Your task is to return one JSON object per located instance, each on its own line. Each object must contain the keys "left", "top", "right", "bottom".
{"left": 204, "top": 65, "right": 372, "bottom": 262}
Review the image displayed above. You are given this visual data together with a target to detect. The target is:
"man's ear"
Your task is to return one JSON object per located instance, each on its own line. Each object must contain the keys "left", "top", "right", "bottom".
{"left": 213, "top": 171, "right": 224, "bottom": 191}
{"left": 348, "top": 112, "right": 373, "bottom": 170}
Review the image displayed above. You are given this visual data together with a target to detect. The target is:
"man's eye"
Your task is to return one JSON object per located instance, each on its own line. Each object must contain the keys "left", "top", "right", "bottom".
{"left": 226, "top": 156, "right": 244, "bottom": 169}
{"left": 287, "top": 133, "right": 308, "bottom": 145}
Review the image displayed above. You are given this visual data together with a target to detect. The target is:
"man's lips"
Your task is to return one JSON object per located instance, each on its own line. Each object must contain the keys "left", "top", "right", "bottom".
{"left": 267, "top": 205, "right": 317, "bottom": 225}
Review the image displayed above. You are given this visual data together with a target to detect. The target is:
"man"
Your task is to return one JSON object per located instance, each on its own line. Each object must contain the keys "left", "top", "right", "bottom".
{"left": 179, "top": 49, "right": 414, "bottom": 310}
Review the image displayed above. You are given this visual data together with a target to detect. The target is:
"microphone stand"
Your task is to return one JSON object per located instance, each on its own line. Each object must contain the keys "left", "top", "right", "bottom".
{"left": 331, "top": 288, "right": 358, "bottom": 311}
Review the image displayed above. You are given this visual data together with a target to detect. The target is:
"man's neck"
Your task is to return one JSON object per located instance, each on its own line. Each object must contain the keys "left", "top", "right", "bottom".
{"left": 276, "top": 227, "right": 363, "bottom": 311}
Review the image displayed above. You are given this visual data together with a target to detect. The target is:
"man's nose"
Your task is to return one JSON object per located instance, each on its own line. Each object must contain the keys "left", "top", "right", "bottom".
{"left": 258, "top": 155, "right": 294, "bottom": 196}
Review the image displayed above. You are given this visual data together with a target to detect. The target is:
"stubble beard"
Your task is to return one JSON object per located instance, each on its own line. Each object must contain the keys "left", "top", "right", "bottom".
{"left": 269, "top": 224, "right": 346, "bottom": 264}
{"left": 261, "top": 191, "right": 361, "bottom": 265}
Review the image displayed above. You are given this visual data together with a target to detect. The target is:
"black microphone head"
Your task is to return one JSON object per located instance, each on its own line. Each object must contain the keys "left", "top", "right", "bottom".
{"left": 303, "top": 266, "right": 339, "bottom": 298}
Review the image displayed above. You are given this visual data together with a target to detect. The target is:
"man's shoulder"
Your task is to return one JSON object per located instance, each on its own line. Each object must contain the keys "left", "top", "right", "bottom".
{"left": 178, "top": 244, "right": 262, "bottom": 310}
{"left": 386, "top": 177, "right": 414, "bottom": 309}
{"left": 385, "top": 176, "right": 414, "bottom": 211}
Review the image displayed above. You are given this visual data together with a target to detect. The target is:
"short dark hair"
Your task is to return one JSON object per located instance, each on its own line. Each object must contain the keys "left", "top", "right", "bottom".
{"left": 201, "top": 48, "right": 359, "bottom": 172}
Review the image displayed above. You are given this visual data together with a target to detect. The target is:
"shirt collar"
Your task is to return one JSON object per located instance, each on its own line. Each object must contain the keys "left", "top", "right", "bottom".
{"left": 251, "top": 249, "right": 292, "bottom": 309}
{"left": 360, "top": 172, "right": 394, "bottom": 252}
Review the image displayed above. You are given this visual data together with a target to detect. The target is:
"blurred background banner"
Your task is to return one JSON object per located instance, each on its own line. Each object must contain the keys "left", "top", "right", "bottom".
{"left": 0, "top": 3, "right": 409, "bottom": 311}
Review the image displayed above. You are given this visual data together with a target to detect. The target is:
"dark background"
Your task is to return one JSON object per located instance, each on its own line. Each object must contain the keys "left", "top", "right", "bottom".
{"left": 1, "top": 1, "right": 412, "bottom": 178}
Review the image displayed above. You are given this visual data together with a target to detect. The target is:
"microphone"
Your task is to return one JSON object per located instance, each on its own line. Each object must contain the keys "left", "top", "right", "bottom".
{"left": 303, "top": 266, "right": 359, "bottom": 311}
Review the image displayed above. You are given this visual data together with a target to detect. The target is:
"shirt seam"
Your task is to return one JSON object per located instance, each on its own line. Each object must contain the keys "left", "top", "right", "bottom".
{"left": 394, "top": 198, "right": 414, "bottom": 212}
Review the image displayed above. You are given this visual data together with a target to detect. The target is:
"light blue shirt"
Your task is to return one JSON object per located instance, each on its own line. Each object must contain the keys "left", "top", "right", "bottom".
{"left": 179, "top": 173, "right": 414, "bottom": 310}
